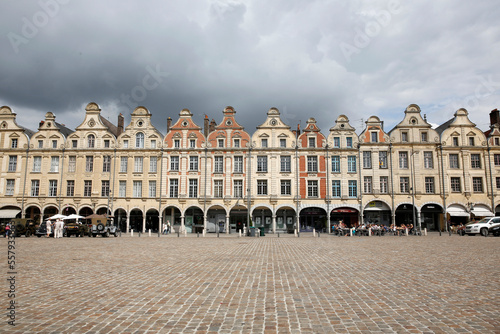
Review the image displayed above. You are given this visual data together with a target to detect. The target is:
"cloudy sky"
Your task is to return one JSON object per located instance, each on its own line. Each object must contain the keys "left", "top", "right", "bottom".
{"left": 1, "top": 0, "right": 499, "bottom": 135}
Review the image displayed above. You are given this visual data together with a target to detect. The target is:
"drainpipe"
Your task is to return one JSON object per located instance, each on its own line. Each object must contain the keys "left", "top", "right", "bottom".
{"left": 21, "top": 146, "right": 30, "bottom": 219}
{"left": 247, "top": 144, "right": 252, "bottom": 231}
{"left": 325, "top": 143, "right": 330, "bottom": 233}
{"left": 486, "top": 133, "right": 495, "bottom": 214}
{"left": 295, "top": 142, "right": 300, "bottom": 237}
{"left": 204, "top": 145, "right": 208, "bottom": 231}
{"left": 58, "top": 147, "right": 65, "bottom": 213}
{"left": 111, "top": 147, "right": 117, "bottom": 226}
{"left": 439, "top": 144, "right": 447, "bottom": 236}
{"left": 358, "top": 143, "right": 363, "bottom": 226}
{"left": 158, "top": 147, "right": 163, "bottom": 237}
{"left": 389, "top": 143, "right": 395, "bottom": 227}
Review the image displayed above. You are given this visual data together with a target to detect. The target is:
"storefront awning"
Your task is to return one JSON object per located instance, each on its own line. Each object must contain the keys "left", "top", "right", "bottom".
{"left": 471, "top": 207, "right": 494, "bottom": 217}
{"left": 447, "top": 206, "right": 469, "bottom": 217}
{"left": 0, "top": 209, "right": 21, "bottom": 219}
{"left": 332, "top": 209, "right": 357, "bottom": 213}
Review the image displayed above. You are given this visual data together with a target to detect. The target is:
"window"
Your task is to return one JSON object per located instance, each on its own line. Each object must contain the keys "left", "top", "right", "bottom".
{"left": 6, "top": 180, "right": 14, "bottom": 196}
{"left": 280, "top": 139, "right": 286, "bottom": 148}
{"left": 190, "top": 139, "right": 196, "bottom": 148}
{"left": 281, "top": 180, "right": 291, "bottom": 195}
{"left": 371, "top": 132, "right": 378, "bottom": 143}
{"left": 214, "top": 180, "right": 223, "bottom": 198}
{"left": 68, "top": 156, "right": 76, "bottom": 173}
{"left": 151, "top": 140, "right": 156, "bottom": 148}
{"left": 421, "top": 132, "right": 428, "bottom": 142}
{"left": 363, "top": 151, "right": 372, "bottom": 169}
{"left": 261, "top": 138, "right": 268, "bottom": 148}
{"left": 101, "top": 180, "right": 110, "bottom": 197}
{"left": 380, "top": 176, "right": 388, "bottom": 194}
{"left": 307, "top": 180, "right": 318, "bottom": 197}
{"left": 471, "top": 154, "right": 481, "bottom": 168}
{"left": 104, "top": 139, "right": 110, "bottom": 148}
{"left": 134, "top": 157, "right": 143, "bottom": 173}
{"left": 189, "top": 179, "right": 198, "bottom": 198}
{"left": 257, "top": 156, "right": 267, "bottom": 172}
{"left": 280, "top": 156, "right": 291, "bottom": 173}
{"left": 400, "top": 177, "right": 410, "bottom": 193}
{"left": 234, "top": 180, "right": 243, "bottom": 198}
{"left": 50, "top": 156, "right": 59, "bottom": 172}
{"left": 347, "top": 156, "right": 356, "bottom": 173}
{"left": 234, "top": 156, "right": 243, "bottom": 173}
{"left": 66, "top": 180, "right": 74, "bottom": 197}
{"left": 346, "top": 137, "right": 352, "bottom": 148}
{"left": 8, "top": 156, "right": 17, "bottom": 172}
{"left": 452, "top": 137, "right": 459, "bottom": 146}
{"left": 33, "top": 156, "right": 42, "bottom": 172}
{"left": 52, "top": 140, "right": 57, "bottom": 149}
{"left": 189, "top": 156, "right": 198, "bottom": 171}
{"left": 333, "top": 137, "right": 340, "bottom": 148}
{"left": 424, "top": 152, "right": 433, "bottom": 169}
{"left": 31, "top": 180, "right": 40, "bottom": 197}
{"left": 363, "top": 176, "right": 372, "bottom": 193}
{"left": 174, "top": 139, "right": 180, "bottom": 148}
{"left": 11, "top": 139, "right": 18, "bottom": 148}
{"left": 469, "top": 137, "right": 475, "bottom": 146}
{"left": 308, "top": 137, "right": 315, "bottom": 148}
{"left": 149, "top": 181, "right": 156, "bottom": 198}
{"left": 119, "top": 181, "right": 126, "bottom": 197}
{"left": 496, "top": 177, "right": 500, "bottom": 190}
{"left": 495, "top": 138, "right": 500, "bottom": 146}
{"left": 450, "top": 177, "right": 461, "bottom": 192}
{"left": 87, "top": 135, "right": 95, "bottom": 148}
{"left": 494, "top": 154, "right": 500, "bottom": 166}
{"left": 133, "top": 181, "right": 142, "bottom": 198}
{"left": 257, "top": 180, "right": 268, "bottom": 195}
{"left": 85, "top": 156, "right": 93, "bottom": 172}
{"left": 72, "top": 140, "right": 77, "bottom": 148}
{"left": 135, "top": 133, "right": 144, "bottom": 148}
{"left": 123, "top": 140, "right": 129, "bottom": 148}
{"left": 401, "top": 132, "right": 408, "bottom": 142}
{"left": 214, "top": 156, "right": 224, "bottom": 173}
{"left": 170, "top": 156, "right": 179, "bottom": 171}
{"left": 234, "top": 139, "right": 240, "bottom": 148}
{"left": 449, "top": 154, "right": 459, "bottom": 168}
{"left": 218, "top": 139, "right": 224, "bottom": 148}
{"left": 379, "top": 151, "right": 388, "bottom": 169}
{"left": 38, "top": 140, "right": 43, "bottom": 148}
{"left": 472, "top": 177, "right": 483, "bottom": 192}
{"left": 103, "top": 155, "right": 111, "bottom": 172}
{"left": 84, "top": 181, "right": 92, "bottom": 197}
{"left": 399, "top": 152, "right": 408, "bottom": 169}
{"left": 348, "top": 180, "right": 357, "bottom": 198}
{"left": 149, "top": 157, "right": 157, "bottom": 173}
{"left": 120, "top": 157, "right": 128, "bottom": 173}
{"left": 170, "top": 179, "right": 179, "bottom": 198}
{"left": 331, "top": 156, "right": 340, "bottom": 173}
{"left": 307, "top": 156, "right": 318, "bottom": 172}
{"left": 332, "top": 180, "right": 341, "bottom": 198}
{"left": 425, "top": 177, "right": 434, "bottom": 194}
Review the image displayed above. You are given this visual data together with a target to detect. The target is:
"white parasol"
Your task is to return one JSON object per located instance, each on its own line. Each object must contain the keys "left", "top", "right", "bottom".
{"left": 63, "top": 214, "right": 85, "bottom": 220}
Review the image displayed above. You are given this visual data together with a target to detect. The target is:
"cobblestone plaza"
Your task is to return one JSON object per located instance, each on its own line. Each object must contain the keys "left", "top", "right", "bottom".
{"left": 1, "top": 234, "right": 499, "bottom": 333}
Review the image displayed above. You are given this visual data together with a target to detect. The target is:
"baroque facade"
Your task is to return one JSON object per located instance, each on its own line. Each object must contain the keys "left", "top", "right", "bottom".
{"left": 1, "top": 103, "right": 499, "bottom": 234}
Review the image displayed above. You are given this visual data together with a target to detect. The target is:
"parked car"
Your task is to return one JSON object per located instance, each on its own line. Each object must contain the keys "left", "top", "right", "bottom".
{"left": 465, "top": 217, "right": 500, "bottom": 236}
{"left": 35, "top": 222, "right": 54, "bottom": 237}
{"left": 488, "top": 223, "right": 500, "bottom": 237}
{"left": 1, "top": 219, "right": 38, "bottom": 237}
{"left": 87, "top": 215, "right": 119, "bottom": 237}
{"left": 65, "top": 221, "right": 91, "bottom": 237}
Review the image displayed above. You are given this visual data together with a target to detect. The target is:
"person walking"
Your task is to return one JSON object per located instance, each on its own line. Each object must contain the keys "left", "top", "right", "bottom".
{"left": 54, "top": 219, "right": 59, "bottom": 238}
{"left": 46, "top": 219, "right": 52, "bottom": 237}
{"left": 58, "top": 219, "right": 64, "bottom": 238}
{"left": 5, "top": 222, "right": 11, "bottom": 237}
{"left": 166, "top": 220, "right": 171, "bottom": 234}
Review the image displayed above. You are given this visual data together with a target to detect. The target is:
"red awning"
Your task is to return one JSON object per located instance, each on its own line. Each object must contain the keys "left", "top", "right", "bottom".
{"left": 332, "top": 209, "right": 357, "bottom": 213}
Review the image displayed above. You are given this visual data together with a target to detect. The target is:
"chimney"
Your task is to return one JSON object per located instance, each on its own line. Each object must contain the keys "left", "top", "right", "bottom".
{"left": 39, "top": 120, "right": 45, "bottom": 128}
{"left": 203, "top": 115, "right": 209, "bottom": 137}
{"left": 292, "top": 130, "right": 297, "bottom": 137}
{"left": 209, "top": 119, "right": 216, "bottom": 133}
{"left": 117, "top": 113, "right": 124, "bottom": 136}
{"left": 490, "top": 109, "right": 500, "bottom": 126}
{"left": 296, "top": 123, "right": 301, "bottom": 137}
{"left": 167, "top": 117, "right": 172, "bottom": 134}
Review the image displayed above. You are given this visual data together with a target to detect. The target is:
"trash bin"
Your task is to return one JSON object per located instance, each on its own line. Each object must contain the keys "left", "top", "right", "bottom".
{"left": 260, "top": 227, "right": 265, "bottom": 236}
{"left": 249, "top": 227, "right": 256, "bottom": 237}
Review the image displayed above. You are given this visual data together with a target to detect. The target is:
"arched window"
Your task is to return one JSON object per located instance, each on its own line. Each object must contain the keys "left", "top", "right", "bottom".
{"left": 136, "top": 133, "right": 144, "bottom": 148}
{"left": 88, "top": 134, "right": 95, "bottom": 148}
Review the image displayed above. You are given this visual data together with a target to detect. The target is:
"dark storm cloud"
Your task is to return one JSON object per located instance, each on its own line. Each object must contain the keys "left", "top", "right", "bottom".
{"left": 1, "top": 0, "right": 499, "bottom": 135}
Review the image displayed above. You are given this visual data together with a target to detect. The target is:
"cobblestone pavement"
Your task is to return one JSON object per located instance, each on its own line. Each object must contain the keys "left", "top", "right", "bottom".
{"left": 1, "top": 233, "right": 499, "bottom": 333}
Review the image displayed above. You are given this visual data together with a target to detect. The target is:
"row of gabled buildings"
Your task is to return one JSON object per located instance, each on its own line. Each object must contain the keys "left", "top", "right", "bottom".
{"left": 0, "top": 102, "right": 499, "bottom": 234}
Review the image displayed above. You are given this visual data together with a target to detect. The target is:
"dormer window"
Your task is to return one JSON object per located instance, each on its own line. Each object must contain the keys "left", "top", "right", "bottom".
{"left": 370, "top": 132, "right": 378, "bottom": 143}
{"left": 495, "top": 138, "right": 499, "bottom": 146}
{"left": 218, "top": 139, "right": 224, "bottom": 148}
{"left": 38, "top": 140, "right": 43, "bottom": 148}
{"left": 234, "top": 139, "right": 240, "bottom": 148}
{"left": 11, "top": 139, "right": 18, "bottom": 148}
{"left": 421, "top": 132, "right": 428, "bottom": 142}
{"left": 52, "top": 140, "right": 57, "bottom": 149}
{"left": 469, "top": 137, "right": 475, "bottom": 146}
{"left": 308, "top": 137, "right": 315, "bottom": 148}
{"left": 261, "top": 138, "right": 268, "bottom": 148}
{"left": 333, "top": 137, "right": 340, "bottom": 148}
{"left": 190, "top": 139, "right": 196, "bottom": 148}
{"left": 72, "top": 140, "right": 77, "bottom": 148}
{"left": 136, "top": 133, "right": 144, "bottom": 148}
{"left": 280, "top": 139, "right": 286, "bottom": 148}
{"left": 87, "top": 135, "right": 95, "bottom": 148}
{"left": 174, "top": 139, "right": 180, "bottom": 148}
{"left": 151, "top": 140, "right": 157, "bottom": 148}
{"left": 123, "top": 140, "right": 129, "bottom": 148}
{"left": 452, "top": 137, "right": 459, "bottom": 146}
{"left": 104, "top": 140, "right": 110, "bottom": 148}
{"left": 401, "top": 132, "right": 408, "bottom": 142}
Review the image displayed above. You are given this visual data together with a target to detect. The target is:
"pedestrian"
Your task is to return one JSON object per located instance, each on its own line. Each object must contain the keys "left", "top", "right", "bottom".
{"left": 54, "top": 219, "right": 59, "bottom": 238}
{"left": 46, "top": 219, "right": 52, "bottom": 237}
{"left": 58, "top": 219, "right": 65, "bottom": 238}
{"left": 5, "top": 222, "right": 11, "bottom": 237}
{"left": 162, "top": 222, "right": 168, "bottom": 235}
{"left": 166, "top": 220, "right": 171, "bottom": 234}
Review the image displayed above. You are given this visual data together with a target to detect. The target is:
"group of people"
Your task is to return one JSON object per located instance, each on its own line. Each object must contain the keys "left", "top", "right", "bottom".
{"left": 46, "top": 219, "right": 65, "bottom": 238}
{"left": 331, "top": 221, "right": 417, "bottom": 236}
{"left": 162, "top": 220, "right": 171, "bottom": 235}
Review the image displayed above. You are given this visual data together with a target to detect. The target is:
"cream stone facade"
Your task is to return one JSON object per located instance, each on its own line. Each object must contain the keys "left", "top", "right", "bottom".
{"left": 1, "top": 102, "right": 499, "bottom": 234}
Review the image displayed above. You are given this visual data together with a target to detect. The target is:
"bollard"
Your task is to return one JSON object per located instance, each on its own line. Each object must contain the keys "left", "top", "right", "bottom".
{"left": 203, "top": 229, "right": 206, "bottom": 237}
{"left": 369, "top": 228, "right": 372, "bottom": 237}
{"left": 294, "top": 229, "right": 297, "bottom": 237}
{"left": 405, "top": 228, "right": 408, "bottom": 236}
{"left": 238, "top": 230, "right": 241, "bottom": 238}
{"left": 243, "top": 226, "right": 247, "bottom": 237}
{"left": 350, "top": 228, "right": 353, "bottom": 237}
{"left": 119, "top": 230, "right": 122, "bottom": 237}
{"left": 313, "top": 228, "right": 316, "bottom": 237}
{"left": 278, "top": 232, "right": 280, "bottom": 238}
{"left": 197, "top": 232, "right": 199, "bottom": 238}
{"left": 177, "top": 230, "right": 180, "bottom": 237}
{"left": 139, "top": 231, "right": 141, "bottom": 237}
{"left": 148, "top": 229, "right": 151, "bottom": 237}
{"left": 424, "top": 228, "right": 427, "bottom": 236}
{"left": 318, "top": 231, "right": 320, "bottom": 238}
{"left": 131, "top": 229, "right": 133, "bottom": 237}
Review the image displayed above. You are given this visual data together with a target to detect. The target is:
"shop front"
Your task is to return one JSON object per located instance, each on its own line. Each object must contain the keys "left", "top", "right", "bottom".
{"left": 363, "top": 201, "right": 391, "bottom": 226}
{"left": 420, "top": 204, "right": 443, "bottom": 231}
{"left": 330, "top": 207, "right": 359, "bottom": 228}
